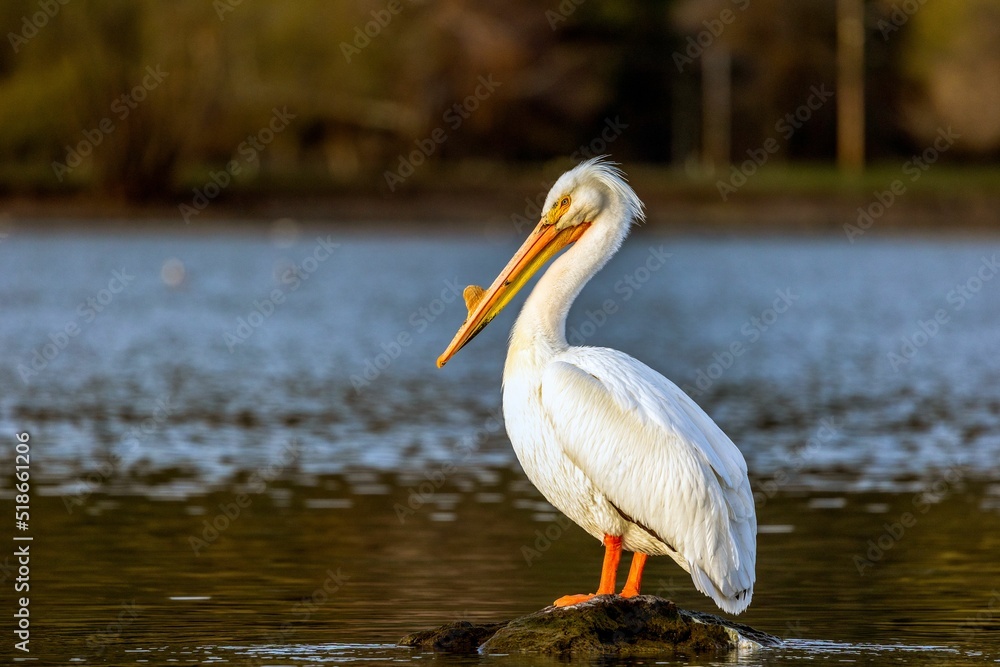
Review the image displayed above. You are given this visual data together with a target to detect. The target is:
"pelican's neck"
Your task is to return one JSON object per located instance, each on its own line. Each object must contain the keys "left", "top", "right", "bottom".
{"left": 507, "top": 212, "right": 627, "bottom": 372}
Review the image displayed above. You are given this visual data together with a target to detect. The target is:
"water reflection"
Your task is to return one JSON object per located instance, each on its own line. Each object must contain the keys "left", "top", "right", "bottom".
{"left": 2, "top": 232, "right": 1000, "bottom": 664}
{"left": 4, "top": 235, "right": 1000, "bottom": 491}
{"left": 15, "top": 471, "right": 1000, "bottom": 665}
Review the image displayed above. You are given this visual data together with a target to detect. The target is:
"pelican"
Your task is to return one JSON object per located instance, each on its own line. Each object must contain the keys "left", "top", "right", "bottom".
{"left": 437, "top": 157, "right": 755, "bottom": 614}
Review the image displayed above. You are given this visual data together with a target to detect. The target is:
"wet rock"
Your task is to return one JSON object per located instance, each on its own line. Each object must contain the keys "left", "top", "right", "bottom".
{"left": 399, "top": 620, "right": 507, "bottom": 654}
{"left": 399, "top": 595, "right": 780, "bottom": 656}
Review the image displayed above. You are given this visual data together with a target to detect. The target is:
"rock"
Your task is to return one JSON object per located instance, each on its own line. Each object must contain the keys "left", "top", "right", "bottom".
{"left": 399, "top": 595, "right": 780, "bottom": 656}
{"left": 399, "top": 620, "right": 507, "bottom": 654}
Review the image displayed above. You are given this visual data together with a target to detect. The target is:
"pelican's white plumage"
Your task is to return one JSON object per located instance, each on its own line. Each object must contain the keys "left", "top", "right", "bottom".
{"left": 506, "top": 347, "right": 755, "bottom": 613}
{"left": 439, "top": 157, "right": 756, "bottom": 614}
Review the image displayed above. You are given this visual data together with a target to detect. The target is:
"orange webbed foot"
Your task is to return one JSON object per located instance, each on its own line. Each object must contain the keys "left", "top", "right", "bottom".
{"left": 553, "top": 593, "right": 598, "bottom": 607}
{"left": 554, "top": 535, "right": 635, "bottom": 608}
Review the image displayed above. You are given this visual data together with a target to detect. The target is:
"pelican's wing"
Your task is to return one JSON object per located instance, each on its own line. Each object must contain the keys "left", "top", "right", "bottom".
{"left": 540, "top": 346, "right": 755, "bottom": 614}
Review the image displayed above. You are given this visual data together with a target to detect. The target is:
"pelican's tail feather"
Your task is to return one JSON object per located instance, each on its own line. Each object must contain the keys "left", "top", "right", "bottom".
{"left": 689, "top": 565, "right": 753, "bottom": 615}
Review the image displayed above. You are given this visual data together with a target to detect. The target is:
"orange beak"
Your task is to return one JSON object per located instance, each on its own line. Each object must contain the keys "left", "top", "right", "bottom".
{"left": 437, "top": 218, "right": 590, "bottom": 368}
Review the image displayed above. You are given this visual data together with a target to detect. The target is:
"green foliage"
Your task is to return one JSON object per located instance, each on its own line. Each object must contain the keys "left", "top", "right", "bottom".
{"left": 0, "top": 0, "right": 996, "bottom": 201}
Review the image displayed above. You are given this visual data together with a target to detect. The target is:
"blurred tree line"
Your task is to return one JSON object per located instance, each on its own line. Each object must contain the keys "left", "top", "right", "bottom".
{"left": 0, "top": 0, "right": 997, "bottom": 201}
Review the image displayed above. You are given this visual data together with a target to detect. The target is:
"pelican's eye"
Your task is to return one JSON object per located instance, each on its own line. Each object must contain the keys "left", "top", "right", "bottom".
{"left": 546, "top": 194, "right": 572, "bottom": 225}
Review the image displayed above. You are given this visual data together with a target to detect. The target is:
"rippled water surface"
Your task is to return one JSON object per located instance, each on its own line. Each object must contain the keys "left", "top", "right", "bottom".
{"left": 2, "top": 228, "right": 999, "bottom": 665}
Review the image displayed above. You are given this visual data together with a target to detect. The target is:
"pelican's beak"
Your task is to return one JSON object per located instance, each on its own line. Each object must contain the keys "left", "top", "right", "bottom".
{"left": 437, "top": 218, "right": 590, "bottom": 368}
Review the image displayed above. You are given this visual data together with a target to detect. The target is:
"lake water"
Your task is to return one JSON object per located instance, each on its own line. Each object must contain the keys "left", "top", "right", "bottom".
{"left": 1, "top": 225, "right": 999, "bottom": 665}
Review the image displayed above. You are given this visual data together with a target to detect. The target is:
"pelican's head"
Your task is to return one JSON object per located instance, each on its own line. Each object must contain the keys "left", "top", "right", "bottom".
{"left": 540, "top": 156, "right": 645, "bottom": 235}
{"left": 437, "top": 157, "right": 644, "bottom": 368}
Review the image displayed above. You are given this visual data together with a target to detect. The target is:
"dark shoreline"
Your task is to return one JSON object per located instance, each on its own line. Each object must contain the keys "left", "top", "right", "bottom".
{"left": 2, "top": 190, "right": 998, "bottom": 236}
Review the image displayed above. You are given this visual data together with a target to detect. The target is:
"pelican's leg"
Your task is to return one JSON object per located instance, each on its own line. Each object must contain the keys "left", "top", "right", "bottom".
{"left": 620, "top": 552, "right": 648, "bottom": 597}
{"left": 553, "top": 534, "right": 622, "bottom": 607}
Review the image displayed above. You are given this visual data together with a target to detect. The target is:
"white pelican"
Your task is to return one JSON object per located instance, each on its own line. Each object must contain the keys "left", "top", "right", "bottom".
{"left": 437, "top": 157, "right": 755, "bottom": 614}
